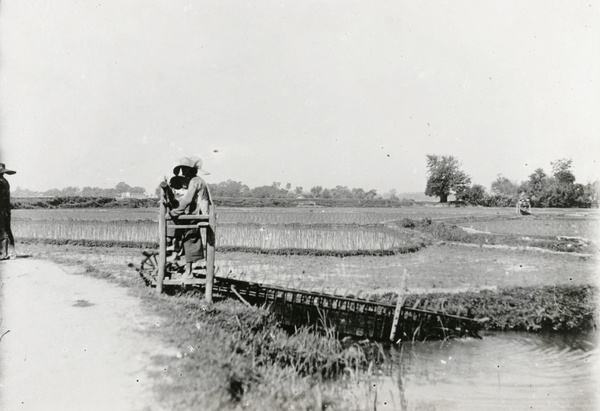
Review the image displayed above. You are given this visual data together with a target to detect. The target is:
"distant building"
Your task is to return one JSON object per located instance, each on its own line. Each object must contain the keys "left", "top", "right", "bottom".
{"left": 117, "top": 191, "right": 147, "bottom": 200}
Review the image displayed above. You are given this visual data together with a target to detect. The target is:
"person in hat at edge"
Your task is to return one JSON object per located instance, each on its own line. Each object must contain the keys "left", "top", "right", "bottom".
{"left": 169, "top": 157, "right": 212, "bottom": 281}
{"left": 0, "top": 163, "right": 17, "bottom": 260}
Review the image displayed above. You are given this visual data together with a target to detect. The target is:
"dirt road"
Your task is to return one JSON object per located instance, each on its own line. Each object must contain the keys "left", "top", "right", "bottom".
{"left": 0, "top": 258, "right": 175, "bottom": 411}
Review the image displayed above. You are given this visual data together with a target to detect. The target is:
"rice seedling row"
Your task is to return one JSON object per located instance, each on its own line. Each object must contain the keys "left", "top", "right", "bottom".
{"left": 13, "top": 220, "right": 422, "bottom": 252}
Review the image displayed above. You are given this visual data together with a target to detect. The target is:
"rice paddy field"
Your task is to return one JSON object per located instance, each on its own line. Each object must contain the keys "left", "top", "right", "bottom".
{"left": 11, "top": 205, "right": 598, "bottom": 410}
{"left": 12, "top": 205, "right": 599, "bottom": 295}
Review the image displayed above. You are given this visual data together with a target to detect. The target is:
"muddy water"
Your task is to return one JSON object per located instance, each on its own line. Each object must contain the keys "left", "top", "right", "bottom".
{"left": 214, "top": 247, "right": 595, "bottom": 295}
{"left": 380, "top": 331, "right": 598, "bottom": 410}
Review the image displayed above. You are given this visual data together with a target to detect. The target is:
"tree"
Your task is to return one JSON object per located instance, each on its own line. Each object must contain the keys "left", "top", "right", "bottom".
{"left": 529, "top": 168, "right": 548, "bottom": 191}
{"left": 519, "top": 168, "right": 550, "bottom": 206}
{"left": 456, "top": 184, "right": 487, "bottom": 205}
{"left": 585, "top": 181, "right": 599, "bottom": 207}
{"left": 534, "top": 159, "right": 588, "bottom": 207}
{"left": 310, "top": 186, "right": 323, "bottom": 198}
{"left": 330, "top": 186, "right": 352, "bottom": 199}
{"left": 351, "top": 187, "right": 366, "bottom": 199}
{"left": 364, "top": 189, "right": 378, "bottom": 199}
{"left": 211, "top": 180, "right": 250, "bottom": 197}
{"left": 424, "top": 155, "right": 471, "bottom": 203}
{"left": 551, "top": 158, "right": 576, "bottom": 186}
{"left": 115, "top": 182, "right": 131, "bottom": 193}
{"left": 491, "top": 175, "right": 520, "bottom": 198}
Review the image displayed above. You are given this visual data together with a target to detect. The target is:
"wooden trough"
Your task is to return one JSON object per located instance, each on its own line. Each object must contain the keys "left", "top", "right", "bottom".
{"left": 139, "top": 254, "right": 486, "bottom": 342}
{"left": 140, "top": 184, "right": 487, "bottom": 341}
{"left": 215, "top": 278, "right": 487, "bottom": 341}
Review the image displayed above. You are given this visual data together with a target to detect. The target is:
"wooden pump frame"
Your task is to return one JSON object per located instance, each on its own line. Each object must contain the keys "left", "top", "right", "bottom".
{"left": 157, "top": 182, "right": 216, "bottom": 302}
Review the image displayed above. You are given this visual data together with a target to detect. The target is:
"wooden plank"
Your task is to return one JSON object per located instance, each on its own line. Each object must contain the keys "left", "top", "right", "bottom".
{"left": 162, "top": 278, "right": 206, "bottom": 286}
{"left": 389, "top": 268, "right": 407, "bottom": 342}
{"left": 205, "top": 205, "right": 216, "bottom": 303}
{"left": 166, "top": 224, "right": 210, "bottom": 229}
{"left": 176, "top": 215, "right": 210, "bottom": 221}
{"left": 157, "top": 189, "right": 167, "bottom": 294}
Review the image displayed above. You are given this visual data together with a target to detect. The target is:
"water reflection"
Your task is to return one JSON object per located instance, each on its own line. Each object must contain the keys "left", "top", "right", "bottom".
{"left": 380, "top": 331, "right": 598, "bottom": 410}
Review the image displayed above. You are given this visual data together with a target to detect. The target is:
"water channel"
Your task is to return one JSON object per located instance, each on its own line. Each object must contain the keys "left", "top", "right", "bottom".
{"left": 375, "top": 331, "right": 598, "bottom": 410}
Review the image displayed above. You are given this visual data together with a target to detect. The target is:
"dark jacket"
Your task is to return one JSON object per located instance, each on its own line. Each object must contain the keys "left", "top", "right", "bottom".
{"left": 169, "top": 176, "right": 211, "bottom": 217}
{"left": 0, "top": 176, "right": 12, "bottom": 239}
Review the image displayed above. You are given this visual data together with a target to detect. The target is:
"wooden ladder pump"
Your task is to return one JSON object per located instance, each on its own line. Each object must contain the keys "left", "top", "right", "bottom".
{"left": 157, "top": 182, "right": 217, "bottom": 302}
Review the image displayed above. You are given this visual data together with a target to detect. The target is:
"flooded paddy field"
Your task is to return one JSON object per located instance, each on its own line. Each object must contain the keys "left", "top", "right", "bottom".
{"left": 215, "top": 245, "right": 595, "bottom": 294}
{"left": 12, "top": 205, "right": 599, "bottom": 409}
{"left": 13, "top": 205, "right": 598, "bottom": 293}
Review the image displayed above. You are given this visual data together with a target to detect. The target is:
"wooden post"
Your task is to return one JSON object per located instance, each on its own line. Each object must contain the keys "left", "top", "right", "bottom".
{"left": 389, "top": 268, "right": 407, "bottom": 342}
{"left": 157, "top": 184, "right": 167, "bottom": 294}
{"left": 205, "top": 205, "right": 216, "bottom": 303}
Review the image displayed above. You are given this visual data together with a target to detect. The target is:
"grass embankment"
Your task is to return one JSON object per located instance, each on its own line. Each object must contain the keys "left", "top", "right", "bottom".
{"left": 17, "top": 237, "right": 158, "bottom": 249}
{"left": 17, "top": 236, "right": 426, "bottom": 257}
{"left": 21, "top": 243, "right": 386, "bottom": 410}
{"left": 146, "top": 297, "right": 385, "bottom": 410}
{"left": 390, "top": 217, "right": 596, "bottom": 254}
{"left": 393, "top": 285, "right": 597, "bottom": 333}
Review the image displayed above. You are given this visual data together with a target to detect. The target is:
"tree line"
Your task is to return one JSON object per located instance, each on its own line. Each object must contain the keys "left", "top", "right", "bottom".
{"left": 206, "top": 181, "right": 383, "bottom": 200}
{"left": 12, "top": 180, "right": 389, "bottom": 201}
{"left": 12, "top": 182, "right": 147, "bottom": 198}
{"left": 11, "top": 156, "right": 598, "bottom": 208}
{"left": 425, "top": 155, "right": 598, "bottom": 208}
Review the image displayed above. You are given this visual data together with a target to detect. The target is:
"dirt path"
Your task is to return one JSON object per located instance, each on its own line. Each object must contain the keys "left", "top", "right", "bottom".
{"left": 0, "top": 258, "right": 175, "bottom": 411}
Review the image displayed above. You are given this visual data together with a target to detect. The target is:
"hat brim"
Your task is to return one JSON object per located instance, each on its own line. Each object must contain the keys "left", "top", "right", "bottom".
{"left": 0, "top": 170, "right": 15, "bottom": 175}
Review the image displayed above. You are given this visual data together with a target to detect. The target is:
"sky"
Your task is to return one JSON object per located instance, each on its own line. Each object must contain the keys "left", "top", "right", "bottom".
{"left": 1, "top": 1, "right": 598, "bottom": 196}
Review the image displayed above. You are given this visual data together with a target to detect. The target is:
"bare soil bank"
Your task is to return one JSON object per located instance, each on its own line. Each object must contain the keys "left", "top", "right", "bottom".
{"left": 0, "top": 258, "right": 175, "bottom": 410}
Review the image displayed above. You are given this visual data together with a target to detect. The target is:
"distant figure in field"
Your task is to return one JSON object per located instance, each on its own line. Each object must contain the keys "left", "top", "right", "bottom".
{"left": 168, "top": 157, "right": 212, "bottom": 280}
{"left": 0, "top": 163, "right": 17, "bottom": 260}
{"left": 516, "top": 193, "right": 531, "bottom": 216}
